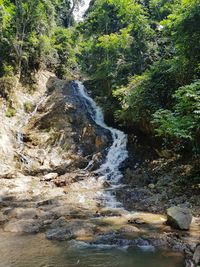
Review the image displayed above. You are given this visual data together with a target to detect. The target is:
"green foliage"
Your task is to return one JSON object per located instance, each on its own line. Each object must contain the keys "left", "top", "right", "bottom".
{"left": 162, "top": 0, "right": 200, "bottom": 77}
{"left": 3, "top": 64, "right": 14, "bottom": 77}
{"left": 153, "top": 81, "right": 200, "bottom": 151}
{"left": 79, "top": 0, "right": 200, "bottom": 157}
{"left": 6, "top": 106, "right": 16, "bottom": 117}
{"left": 24, "top": 101, "right": 33, "bottom": 113}
{"left": 113, "top": 59, "right": 179, "bottom": 124}
{"left": 148, "top": 0, "right": 180, "bottom": 22}
{"left": 0, "top": 0, "right": 80, "bottom": 79}
{"left": 0, "top": 76, "right": 16, "bottom": 99}
{"left": 0, "top": 0, "right": 200, "bottom": 158}
{"left": 79, "top": 0, "right": 156, "bottom": 110}
{"left": 53, "top": 27, "right": 78, "bottom": 78}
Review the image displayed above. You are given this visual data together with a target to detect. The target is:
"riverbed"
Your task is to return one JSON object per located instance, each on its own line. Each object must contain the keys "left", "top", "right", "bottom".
{"left": 0, "top": 231, "right": 184, "bottom": 267}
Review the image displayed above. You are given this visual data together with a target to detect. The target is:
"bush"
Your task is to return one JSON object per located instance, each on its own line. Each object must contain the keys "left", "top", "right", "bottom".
{"left": 0, "top": 77, "right": 16, "bottom": 99}
{"left": 24, "top": 102, "right": 34, "bottom": 113}
{"left": 6, "top": 106, "right": 16, "bottom": 117}
{"left": 3, "top": 64, "right": 14, "bottom": 77}
{"left": 113, "top": 60, "right": 179, "bottom": 125}
{"left": 153, "top": 80, "right": 200, "bottom": 153}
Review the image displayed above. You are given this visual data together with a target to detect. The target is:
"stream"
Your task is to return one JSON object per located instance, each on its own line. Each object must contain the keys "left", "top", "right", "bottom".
{"left": 0, "top": 231, "right": 184, "bottom": 267}
{"left": 76, "top": 81, "right": 128, "bottom": 208}
{"left": 0, "top": 81, "right": 185, "bottom": 267}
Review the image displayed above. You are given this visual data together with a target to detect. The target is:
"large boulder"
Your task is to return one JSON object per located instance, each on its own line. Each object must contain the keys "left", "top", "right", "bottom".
{"left": 166, "top": 206, "right": 192, "bottom": 230}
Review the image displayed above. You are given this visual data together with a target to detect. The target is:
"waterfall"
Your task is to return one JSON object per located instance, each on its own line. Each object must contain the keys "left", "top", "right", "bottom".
{"left": 76, "top": 81, "right": 128, "bottom": 208}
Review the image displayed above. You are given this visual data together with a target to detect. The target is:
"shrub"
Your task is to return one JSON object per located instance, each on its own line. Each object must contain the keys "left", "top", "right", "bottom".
{"left": 0, "top": 77, "right": 16, "bottom": 99}
{"left": 6, "top": 106, "right": 16, "bottom": 117}
{"left": 153, "top": 80, "right": 200, "bottom": 153}
{"left": 24, "top": 102, "right": 34, "bottom": 113}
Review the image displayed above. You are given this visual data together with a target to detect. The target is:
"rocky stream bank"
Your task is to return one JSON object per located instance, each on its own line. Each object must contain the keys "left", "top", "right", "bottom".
{"left": 0, "top": 72, "right": 199, "bottom": 267}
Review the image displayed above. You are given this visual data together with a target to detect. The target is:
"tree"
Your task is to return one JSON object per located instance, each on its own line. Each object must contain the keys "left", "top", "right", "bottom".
{"left": 153, "top": 81, "right": 200, "bottom": 152}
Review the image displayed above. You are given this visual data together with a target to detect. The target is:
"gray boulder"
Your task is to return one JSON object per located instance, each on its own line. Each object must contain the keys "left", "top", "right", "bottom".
{"left": 166, "top": 206, "right": 192, "bottom": 230}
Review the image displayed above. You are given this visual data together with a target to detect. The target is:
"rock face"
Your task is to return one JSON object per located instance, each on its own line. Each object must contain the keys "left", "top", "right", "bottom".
{"left": 20, "top": 78, "right": 110, "bottom": 175}
{"left": 166, "top": 206, "right": 192, "bottom": 230}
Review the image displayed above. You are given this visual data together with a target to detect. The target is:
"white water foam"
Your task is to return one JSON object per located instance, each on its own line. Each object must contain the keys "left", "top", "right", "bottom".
{"left": 76, "top": 81, "right": 128, "bottom": 208}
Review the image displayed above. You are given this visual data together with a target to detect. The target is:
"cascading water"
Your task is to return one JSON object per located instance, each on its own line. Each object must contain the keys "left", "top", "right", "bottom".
{"left": 76, "top": 81, "right": 128, "bottom": 208}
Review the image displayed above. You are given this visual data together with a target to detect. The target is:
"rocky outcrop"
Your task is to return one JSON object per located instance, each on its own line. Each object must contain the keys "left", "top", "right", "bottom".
{"left": 166, "top": 206, "right": 193, "bottom": 230}
{"left": 19, "top": 78, "right": 110, "bottom": 175}
{"left": 0, "top": 74, "right": 199, "bottom": 267}
{"left": 46, "top": 217, "right": 95, "bottom": 241}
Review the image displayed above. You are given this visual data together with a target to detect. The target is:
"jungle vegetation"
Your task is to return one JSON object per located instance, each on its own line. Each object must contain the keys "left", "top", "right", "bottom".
{"left": 0, "top": 0, "right": 200, "bottom": 155}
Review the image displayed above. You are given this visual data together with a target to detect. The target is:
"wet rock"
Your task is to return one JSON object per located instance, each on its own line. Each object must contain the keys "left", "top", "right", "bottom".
{"left": 185, "top": 259, "right": 195, "bottom": 267}
{"left": 67, "top": 220, "right": 95, "bottom": 238}
{"left": 193, "top": 244, "right": 200, "bottom": 266}
{"left": 128, "top": 218, "right": 146, "bottom": 225}
{"left": 166, "top": 206, "right": 192, "bottom": 230}
{"left": 46, "top": 217, "right": 94, "bottom": 241}
{"left": 46, "top": 217, "right": 70, "bottom": 240}
{"left": 120, "top": 225, "right": 141, "bottom": 233}
{"left": 86, "top": 152, "right": 103, "bottom": 171}
{"left": 4, "top": 219, "right": 41, "bottom": 233}
{"left": 95, "top": 136, "right": 107, "bottom": 151}
{"left": 46, "top": 226, "right": 73, "bottom": 241}
{"left": 116, "top": 188, "right": 156, "bottom": 212}
{"left": 64, "top": 103, "right": 75, "bottom": 111}
{"left": 93, "top": 233, "right": 152, "bottom": 248}
{"left": 100, "top": 209, "right": 122, "bottom": 217}
{"left": 103, "top": 181, "right": 111, "bottom": 188}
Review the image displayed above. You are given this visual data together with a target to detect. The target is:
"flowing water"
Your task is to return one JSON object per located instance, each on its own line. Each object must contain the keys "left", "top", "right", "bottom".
{"left": 77, "top": 81, "right": 128, "bottom": 183}
{"left": 0, "top": 81, "right": 185, "bottom": 267}
{"left": 76, "top": 81, "right": 128, "bottom": 208}
{"left": 0, "top": 232, "right": 184, "bottom": 267}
